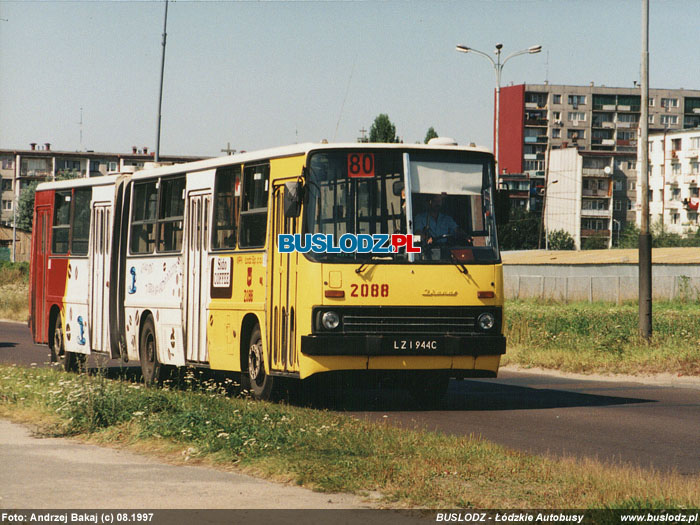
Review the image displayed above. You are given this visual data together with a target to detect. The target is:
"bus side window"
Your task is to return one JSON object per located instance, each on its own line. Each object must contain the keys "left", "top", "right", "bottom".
{"left": 239, "top": 163, "right": 269, "bottom": 248}
{"left": 130, "top": 181, "right": 158, "bottom": 254}
{"left": 157, "top": 176, "right": 185, "bottom": 252}
{"left": 71, "top": 188, "right": 92, "bottom": 255}
{"left": 52, "top": 191, "right": 71, "bottom": 254}
{"left": 212, "top": 165, "right": 241, "bottom": 250}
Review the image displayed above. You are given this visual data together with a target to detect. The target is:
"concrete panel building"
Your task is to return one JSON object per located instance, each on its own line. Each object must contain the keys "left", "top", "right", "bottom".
{"left": 0, "top": 144, "right": 207, "bottom": 227}
{"left": 637, "top": 129, "right": 700, "bottom": 234}
{"left": 499, "top": 83, "right": 700, "bottom": 178}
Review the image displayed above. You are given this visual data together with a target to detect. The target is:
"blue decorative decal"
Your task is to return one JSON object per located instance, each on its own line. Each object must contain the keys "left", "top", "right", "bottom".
{"left": 77, "top": 316, "right": 86, "bottom": 346}
{"left": 128, "top": 266, "right": 137, "bottom": 294}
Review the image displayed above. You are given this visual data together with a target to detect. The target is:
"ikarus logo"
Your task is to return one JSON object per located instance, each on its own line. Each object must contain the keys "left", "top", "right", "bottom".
{"left": 278, "top": 233, "right": 421, "bottom": 254}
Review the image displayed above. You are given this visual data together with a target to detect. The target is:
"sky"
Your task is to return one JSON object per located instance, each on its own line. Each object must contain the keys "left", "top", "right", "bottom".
{"left": 1, "top": 0, "right": 699, "bottom": 158}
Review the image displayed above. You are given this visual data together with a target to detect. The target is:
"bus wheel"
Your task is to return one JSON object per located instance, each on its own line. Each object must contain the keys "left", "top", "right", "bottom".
{"left": 409, "top": 372, "right": 450, "bottom": 409}
{"left": 64, "top": 351, "right": 86, "bottom": 373}
{"left": 52, "top": 314, "right": 66, "bottom": 365}
{"left": 244, "top": 325, "right": 273, "bottom": 400}
{"left": 139, "top": 317, "right": 161, "bottom": 385}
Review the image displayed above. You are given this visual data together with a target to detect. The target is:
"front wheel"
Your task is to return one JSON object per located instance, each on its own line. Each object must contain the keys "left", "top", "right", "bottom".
{"left": 139, "top": 317, "right": 162, "bottom": 385}
{"left": 243, "top": 325, "right": 274, "bottom": 400}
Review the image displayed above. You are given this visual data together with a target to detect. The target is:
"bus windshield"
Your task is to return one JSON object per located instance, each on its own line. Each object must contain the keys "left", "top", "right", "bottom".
{"left": 304, "top": 148, "right": 499, "bottom": 263}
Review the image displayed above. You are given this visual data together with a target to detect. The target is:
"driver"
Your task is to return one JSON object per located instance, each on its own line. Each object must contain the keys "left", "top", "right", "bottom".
{"left": 414, "top": 193, "right": 459, "bottom": 245}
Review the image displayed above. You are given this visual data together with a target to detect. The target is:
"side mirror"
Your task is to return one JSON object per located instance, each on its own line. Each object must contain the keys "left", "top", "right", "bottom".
{"left": 284, "top": 181, "right": 303, "bottom": 218}
{"left": 495, "top": 189, "right": 510, "bottom": 226}
{"left": 392, "top": 180, "right": 404, "bottom": 197}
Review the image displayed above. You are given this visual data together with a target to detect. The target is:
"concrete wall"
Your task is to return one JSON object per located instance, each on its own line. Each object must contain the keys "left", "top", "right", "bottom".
{"left": 504, "top": 264, "right": 700, "bottom": 302}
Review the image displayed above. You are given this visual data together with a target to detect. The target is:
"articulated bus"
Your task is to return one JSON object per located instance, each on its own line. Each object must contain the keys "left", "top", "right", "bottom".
{"left": 29, "top": 142, "right": 506, "bottom": 403}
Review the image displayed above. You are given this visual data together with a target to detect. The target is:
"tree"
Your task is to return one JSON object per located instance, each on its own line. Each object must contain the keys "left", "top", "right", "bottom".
{"left": 546, "top": 229, "right": 575, "bottom": 250}
{"left": 497, "top": 207, "right": 540, "bottom": 250}
{"left": 369, "top": 114, "right": 398, "bottom": 143}
{"left": 15, "top": 181, "right": 39, "bottom": 231}
{"left": 16, "top": 171, "right": 82, "bottom": 232}
{"left": 424, "top": 127, "right": 438, "bottom": 144}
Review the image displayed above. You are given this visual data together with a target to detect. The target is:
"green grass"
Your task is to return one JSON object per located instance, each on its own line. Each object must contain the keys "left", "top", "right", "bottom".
{"left": 502, "top": 301, "right": 700, "bottom": 375}
{"left": 1, "top": 364, "right": 699, "bottom": 509}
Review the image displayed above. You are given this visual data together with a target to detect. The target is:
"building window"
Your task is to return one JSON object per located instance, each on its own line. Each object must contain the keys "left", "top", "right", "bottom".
{"left": 614, "top": 200, "right": 622, "bottom": 211}
{"left": 551, "top": 111, "right": 561, "bottom": 121}
{"left": 691, "top": 162, "right": 699, "bottom": 175}
{"left": 552, "top": 128, "right": 561, "bottom": 138}
{"left": 688, "top": 212, "right": 698, "bottom": 224}
{"left": 568, "top": 112, "right": 586, "bottom": 121}
{"left": 617, "top": 113, "right": 639, "bottom": 123}
{"left": 614, "top": 180, "right": 623, "bottom": 191}
{"left": 672, "top": 163, "right": 681, "bottom": 176}
{"left": 648, "top": 98, "right": 654, "bottom": 107}
{"left": 627, "top": 161, "right": 635, "bottom": 170}
{"left": 627, "top": 200, "right": 633, "bottom": 210}
{"left": 568, "top": 95, "right": 586, "bottom": 106}
{"left": 648, "top": 115, "right": 654, "bottom": 124}
{"left": 660, "top": 115, "right": 679, "bottom": 126}
{"left": 618, "top": 131, "right": 636, "bottom": 141}
{"left": 567, "top": 130, "right": 585, "bottom": 139}
{"left": 628, "top": 180, "right": 637, "bottom": 191}
{"left": 1, "top": 200, "right": 12, "bottom": 211}
{"left": 108, "top": 162, "right": 118, "bottom": 172}
{"left": 1, "top": 179, "right": 12, "bottom": 192}
{"left": 649, "top": 190, "right": 653, "bottom": 201}
{"left": 690, "top": 137, "right": 700, "bottom": 149}
{"left": 661, "top": 98, "right": 679, "bottom": 108}
{"left": 691, "top": 188, "right": 700, "bottom": 198}
{"left": 1, "top": 157, "right": 14, "bottom": 170}
{"left": 670, "top": 213, "right": 679, "bottom": 224}
{"left": 552, "top": 94, "right": 561, "bottom": 104}
{"left": 670, "top": 187, "right": 681, "bottom": 200}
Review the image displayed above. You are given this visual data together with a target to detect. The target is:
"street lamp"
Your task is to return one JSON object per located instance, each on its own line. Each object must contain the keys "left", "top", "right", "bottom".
{"left": 455, "top": 43, "right": 542, "bottom": 167}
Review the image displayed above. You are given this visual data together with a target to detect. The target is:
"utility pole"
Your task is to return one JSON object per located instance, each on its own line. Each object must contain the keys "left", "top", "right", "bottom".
{"left": 154, "top": 0, "right": 169, "bottom": 163}
{"left": 639, "top": 0, "right": 652, "bottom": 339}
{"left": 221, "top": 143, "right": 236, "bottom": 155}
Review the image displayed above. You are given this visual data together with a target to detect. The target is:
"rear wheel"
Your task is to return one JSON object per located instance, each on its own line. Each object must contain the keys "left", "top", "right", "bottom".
{"left": 139, "top": 317, "right": 162, "bottom": 385}
{"left": 52, "top": 313, "right": 86, "bottom": 373}
{"left": 243, "top": 325, "right": 274, "bottom": 400}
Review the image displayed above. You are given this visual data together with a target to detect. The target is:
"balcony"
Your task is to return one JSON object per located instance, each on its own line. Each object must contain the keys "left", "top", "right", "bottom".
{"left": 580, "top": 208, "right": 611, "bottom": 218}
{"left": 524, "top": 119, "right": 548, "bottom": 126}
{"left": 582, "top": 189, "right": 611, "bottom": 197}
{"left": 616, "top": 121, "right": 635, "bottom": 128}
{"left": 581, "top": 229, "right": 611, "bottom": 237}
{"left": 582, "top": 168, "right": 611, "bottom": 177}
{"left": 19, "top": 170, "right": 51, "bottom": 178}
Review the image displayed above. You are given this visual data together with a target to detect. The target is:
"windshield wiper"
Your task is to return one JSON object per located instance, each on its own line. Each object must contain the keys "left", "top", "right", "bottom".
{"left": 450, "top": 252, "right": 469, "bottom": 275}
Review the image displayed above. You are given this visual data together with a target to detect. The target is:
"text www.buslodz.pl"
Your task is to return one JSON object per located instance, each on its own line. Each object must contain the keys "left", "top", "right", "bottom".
{"left": 277, "top": 233, "right": 421, "bottom": 254}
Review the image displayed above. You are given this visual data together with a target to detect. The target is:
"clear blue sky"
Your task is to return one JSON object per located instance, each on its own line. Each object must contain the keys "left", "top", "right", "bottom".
{"left": 1, "top": 1, "right": 698, "bottom": 157}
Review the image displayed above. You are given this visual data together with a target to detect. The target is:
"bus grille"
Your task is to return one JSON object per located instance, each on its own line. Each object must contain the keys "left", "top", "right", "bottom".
{"left": 341, "top": 309, "right": 477, "bottom": 335}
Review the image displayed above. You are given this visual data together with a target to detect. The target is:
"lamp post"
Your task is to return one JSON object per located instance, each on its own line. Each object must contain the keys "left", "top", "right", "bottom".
{"left": 455, "top": 43, "right": 542, "bottom": 168}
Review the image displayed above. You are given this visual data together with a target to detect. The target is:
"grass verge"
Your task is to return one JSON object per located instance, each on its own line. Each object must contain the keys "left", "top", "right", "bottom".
{"left": 502, "top": 301, "right": 700, "bottom": 376}
{"left": 0, "top": 262, "right": 29, "bottom": 322}
{"left": 1, "top": 364, "right": 699, "bottom": 509}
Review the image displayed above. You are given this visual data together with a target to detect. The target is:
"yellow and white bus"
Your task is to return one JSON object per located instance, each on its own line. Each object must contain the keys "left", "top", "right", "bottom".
{"left": 30, "top": 142, "right": 506, "bottom": 403}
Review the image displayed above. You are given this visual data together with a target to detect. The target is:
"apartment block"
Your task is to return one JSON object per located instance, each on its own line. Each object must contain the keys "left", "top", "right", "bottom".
{"left": 0, "top": 143, "right": 207, "bottom": 226}
{"left": 499, "top": 83, "right": 700, "bottom": 178}
{"left": 545, "top": 148, "right": 638, "bottom": 249}
{"left": 637, "top": 129, "right": 700, "bottom": 234}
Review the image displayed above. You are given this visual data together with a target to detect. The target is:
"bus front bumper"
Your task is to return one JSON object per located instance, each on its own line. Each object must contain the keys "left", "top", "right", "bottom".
{"left": 300, "top": 334, "right": 506, "bottom": 356}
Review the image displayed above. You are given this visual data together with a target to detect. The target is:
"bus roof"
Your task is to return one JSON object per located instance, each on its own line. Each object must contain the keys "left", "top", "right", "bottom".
{"left": 35, "top": 174, "right": 123, "bottom": 192}
{"left": 127, "top": 142, "right": 494, "bottom": 181}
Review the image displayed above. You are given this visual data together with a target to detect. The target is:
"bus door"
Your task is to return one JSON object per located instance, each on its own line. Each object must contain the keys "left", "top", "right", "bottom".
{"left": 270, "top": 183, "right": 298, "bottom": 373}
{"left": 32, "top": 206, "right": 51, "bottom": 343}
{"left": 90, "top": 203, "right": 111, "bottom": 352}
{"left": 185, "top": 192, "right": 211, "bottom": 363}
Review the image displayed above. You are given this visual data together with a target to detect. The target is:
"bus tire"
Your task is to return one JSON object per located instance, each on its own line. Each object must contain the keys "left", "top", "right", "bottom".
{"left": 243, "top": 325, "right": 273, "bottom": 400}
{"left": 139, "top": 316, "right": 161, "bottom": 385}
{"left": 52, "top": 312, "right": 65, "bottom": 366}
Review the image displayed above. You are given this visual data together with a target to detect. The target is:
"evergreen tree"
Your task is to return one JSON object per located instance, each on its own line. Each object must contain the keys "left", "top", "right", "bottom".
{"left": 369, "top": 114, "right": 398, "bottom": 143}
{"left": 424, "top": 127, "right": 438, "bottom": 144}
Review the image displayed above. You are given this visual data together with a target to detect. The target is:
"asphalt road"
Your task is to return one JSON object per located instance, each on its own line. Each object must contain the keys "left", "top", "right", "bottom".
{"left": 2, "top": 321, "right": 699, "bottom": 475}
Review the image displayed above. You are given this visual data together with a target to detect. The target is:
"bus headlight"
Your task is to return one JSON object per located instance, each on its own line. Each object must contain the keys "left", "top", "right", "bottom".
{"left": 477, "top": 312, "right": 495, "bottom": 331}
{"left": 321, "top": 311, "right": 340, "bottom": 330}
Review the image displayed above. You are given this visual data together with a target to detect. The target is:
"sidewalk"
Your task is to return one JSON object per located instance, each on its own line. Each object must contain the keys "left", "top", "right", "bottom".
{"left": 0, "top": 419, "right": 371, "bottom": 509}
